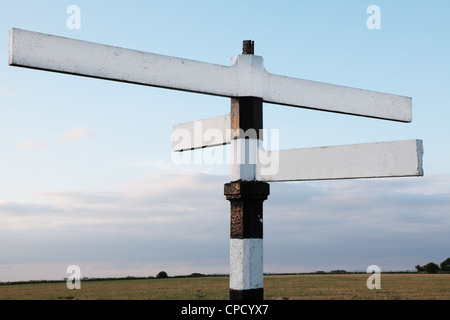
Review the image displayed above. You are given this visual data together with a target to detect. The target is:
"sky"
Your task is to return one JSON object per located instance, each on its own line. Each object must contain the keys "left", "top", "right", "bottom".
{"left": 0, "top": 1, "right": 449, "bottom": 282}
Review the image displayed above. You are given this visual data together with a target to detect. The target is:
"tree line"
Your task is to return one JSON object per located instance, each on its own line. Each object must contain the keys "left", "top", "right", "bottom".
{"left": 415, "top": 257, "right": 450, "bottom": 273}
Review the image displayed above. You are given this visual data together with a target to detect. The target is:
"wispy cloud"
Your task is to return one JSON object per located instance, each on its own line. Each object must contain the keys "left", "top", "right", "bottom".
{"left": 55, "top": 127, "right": 94, "bottom": 144}
{"left": 20, "top": 127, "right": 94, "bottom": 150}
{"left": 20, "top": 139, "right": 49, "bottom": 150}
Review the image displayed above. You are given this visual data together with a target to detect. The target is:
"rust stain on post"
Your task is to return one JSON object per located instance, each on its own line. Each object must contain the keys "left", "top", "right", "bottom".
{"left": 231, "top": 97, "right": 263, "bottom": 140}
{"left": 242, "top": 40, "right": 254, "bottom": 55}
{"left": 225, "top": 181, "right": 270, "bottom": 239}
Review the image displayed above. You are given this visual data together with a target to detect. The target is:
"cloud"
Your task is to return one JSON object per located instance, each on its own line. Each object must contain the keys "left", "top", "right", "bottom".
{"left": 0, "top": 173, "right": 449, "bottom": 281}
{"left": 20, "top": 127, "right": 94, "bottom": 150}
{"left": 263, "top": 175, "right": 450, "bottom": 271}
{"left": 0, "top": 171, "right": 230, "bottom": 280}
{"left": 20, "top": 139, "right": 49, "bottom": 150}
{"left": 56, "top": 127, "right": 94, "bottom": 144}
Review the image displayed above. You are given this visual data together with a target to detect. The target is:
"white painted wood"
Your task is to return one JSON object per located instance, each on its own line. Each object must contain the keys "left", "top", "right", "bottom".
{"left": 230, "top": 239, "right": 263, "bottom": 291}
{"left": 9, "top": 28, "right": 238, "bottom": 98}
{"left": 257, "top": 140, "right": 423, "bottom": 182}
{"left": 264, "top": 73, "right": 412, "bottom": 122}
{"left": 230, "top": 139, "right": 259, "bottom": 182}
{"left": 9, "top": 28, "right": 412, "bottom": 122}
{"left": 172, "top": 114, "right": 231, "bottom": 151}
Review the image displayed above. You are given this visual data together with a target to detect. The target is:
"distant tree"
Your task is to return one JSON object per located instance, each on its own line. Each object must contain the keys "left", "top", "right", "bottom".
{"left": 189, "top": 273, "right": 205, "bottom": 277}
{"left": 330, "top": 270, "right": 347, "bottom": 274}
{"left": 156, "top": 271, "right": 168, "bottom": 279}
{"left": 440, "top": 258, "right": 450, "bottom": 272}
{"left": 415, "top": 265, "right": 425, "bottom": 272}
{"left": 423, "top": 262, "right": 440, "bottom": 274}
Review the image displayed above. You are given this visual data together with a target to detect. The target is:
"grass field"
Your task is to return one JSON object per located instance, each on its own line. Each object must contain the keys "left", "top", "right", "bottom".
{"left": 0, "top": 274, "right": 449, "bottom": 300}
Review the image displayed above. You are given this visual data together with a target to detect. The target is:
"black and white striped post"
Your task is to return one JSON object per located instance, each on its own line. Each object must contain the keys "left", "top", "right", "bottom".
{"left": 225, "top": 179, "right": 269, "bottom": 300}
{"left": 225, "top": 41, "right": 270, "bottom": 300}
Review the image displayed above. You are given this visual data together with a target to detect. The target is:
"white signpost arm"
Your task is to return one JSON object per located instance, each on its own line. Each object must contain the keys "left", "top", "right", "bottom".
{"left": 172, "top": 114, "right": 231, "bottom": 152}
{"left": 258, "top": 140, "right": 424, "bottom": 182}
{"left": 263, "top": 73, "right": 412, "bottom": 122}
{"left": 9, "top": 28, "right": 237, "bottom": 98}
{"left": 10, "top": 28, "right": 412, "bottom": 122}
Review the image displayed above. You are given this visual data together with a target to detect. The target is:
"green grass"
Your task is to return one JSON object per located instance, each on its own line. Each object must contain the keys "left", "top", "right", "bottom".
{"left": 264, "top": 274, "right": 450, "bottom": 300}
{"left": 1, "top": 274, "right": 449, "bottom": 300}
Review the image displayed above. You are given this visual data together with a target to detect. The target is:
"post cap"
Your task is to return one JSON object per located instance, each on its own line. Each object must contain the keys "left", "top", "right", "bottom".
{"left": 242, "top": 40, "right": 254, "bottom": 55}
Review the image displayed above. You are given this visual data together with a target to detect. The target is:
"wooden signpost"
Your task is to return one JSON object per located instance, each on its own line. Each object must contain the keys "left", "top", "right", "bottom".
{"left": 9, "top": 30, "right": 423, "bottom": 300}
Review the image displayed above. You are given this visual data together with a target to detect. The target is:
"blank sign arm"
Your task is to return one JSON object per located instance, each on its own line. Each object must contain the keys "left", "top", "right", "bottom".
{"left": 258, "top": 140, "right": 423, "bottom": 182}
{"left": 263, "top": 73, "right": 412, "bottom": 123}
{"left": 172, "top": 114, "right": 231, "bottom": 151}
{"left": 9, "top": 28, "right": 238, "bottom": 97}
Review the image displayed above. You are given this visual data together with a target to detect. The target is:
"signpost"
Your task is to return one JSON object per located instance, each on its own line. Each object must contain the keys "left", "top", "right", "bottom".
{"left": 9, "top": 30, "right": 424, "bottom": 300}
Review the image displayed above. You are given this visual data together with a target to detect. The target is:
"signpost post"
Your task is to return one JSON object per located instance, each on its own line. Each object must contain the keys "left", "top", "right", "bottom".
{"left": 9, "top": 30, "right": 423, "bottom": 300}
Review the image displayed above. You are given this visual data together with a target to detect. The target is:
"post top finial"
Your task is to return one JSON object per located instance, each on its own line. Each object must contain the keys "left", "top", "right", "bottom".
{"left": 242, "top": 40, "right": 254, "bottom": 55}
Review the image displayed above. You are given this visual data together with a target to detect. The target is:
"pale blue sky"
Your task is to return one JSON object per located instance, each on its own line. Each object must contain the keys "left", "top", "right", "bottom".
{"left": 0, "top": 1, "right": 449, "bottom": 282}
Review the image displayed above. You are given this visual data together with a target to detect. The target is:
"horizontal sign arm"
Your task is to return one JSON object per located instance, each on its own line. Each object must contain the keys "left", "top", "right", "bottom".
{"left": 172, "top": 114, "right": 231, "bottom": 151}
{"left": 263, "top": 73, "right": 412, "bottom": 122}
{"left": 258, "top": 140, "right": 423, "bottom": 182}
{"left": 9, "top": 28, "right": 238, "bottom": 98}
{"left": 9, "top": 28, "right": 411, "bottom": 122}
